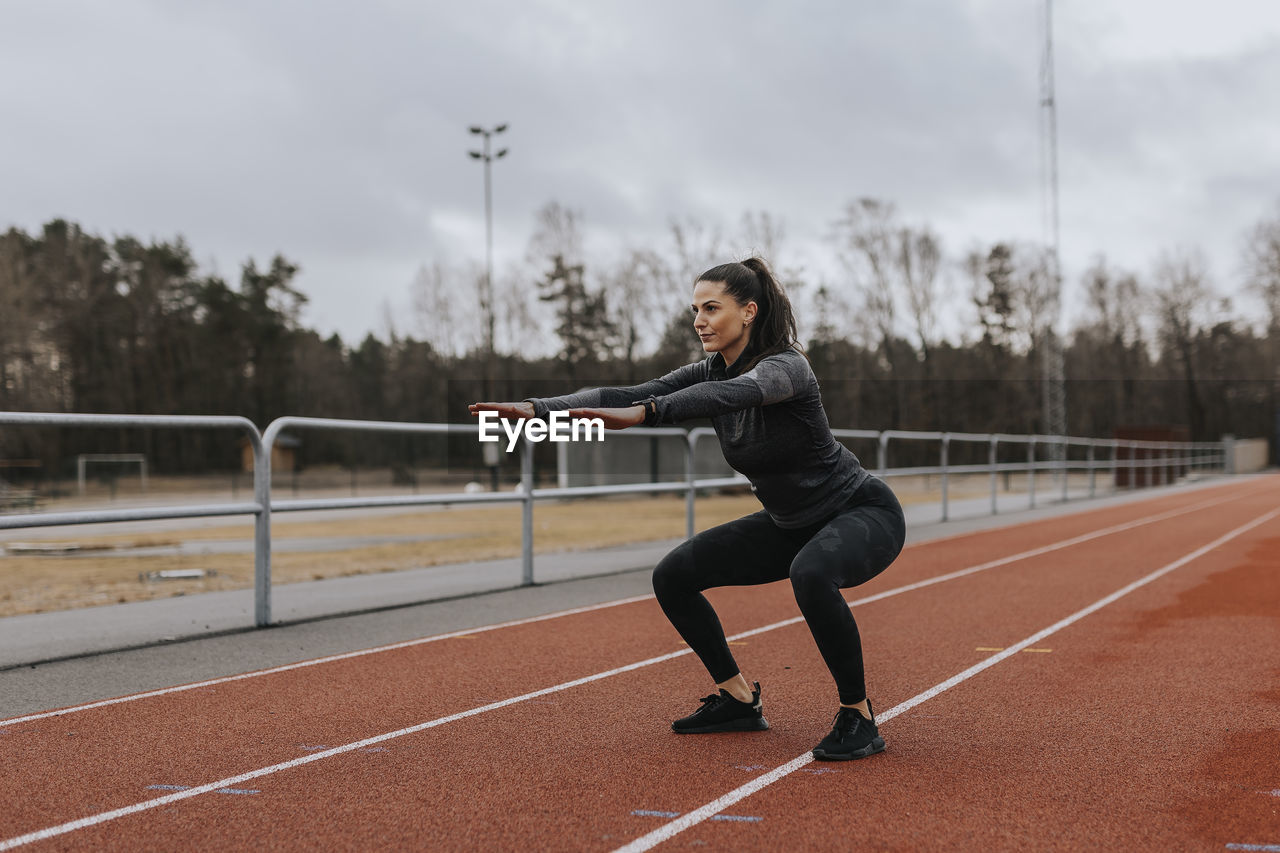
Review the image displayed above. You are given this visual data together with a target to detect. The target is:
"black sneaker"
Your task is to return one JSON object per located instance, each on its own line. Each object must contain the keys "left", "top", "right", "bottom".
{"left": 671, "top": 682, "right": 769, "bottom": 734}
{"left": 811, "top": 702, "right": 885, "bottom": 760}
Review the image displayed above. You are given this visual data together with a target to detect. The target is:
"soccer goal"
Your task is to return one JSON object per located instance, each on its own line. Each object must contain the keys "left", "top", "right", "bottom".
{"left": 77, "top": 453, "right": 148, "bottom": 495}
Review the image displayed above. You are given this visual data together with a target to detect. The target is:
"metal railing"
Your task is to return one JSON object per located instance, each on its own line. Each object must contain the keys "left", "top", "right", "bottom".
{"left": 1, "top": 413, "right": 1227, "bottom": 628}
{"left": 851, "top": 430, "right": 1225, "bottom": 521}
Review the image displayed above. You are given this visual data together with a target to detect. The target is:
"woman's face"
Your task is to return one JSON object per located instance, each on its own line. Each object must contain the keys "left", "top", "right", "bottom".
{"left": 691, "top": 279, "right": 757, "bottom": 366}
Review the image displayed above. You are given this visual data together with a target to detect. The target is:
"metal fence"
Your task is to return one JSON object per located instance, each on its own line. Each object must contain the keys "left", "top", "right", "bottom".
{"left": 0, "top": 412, "right": 1227, "bottom": 627}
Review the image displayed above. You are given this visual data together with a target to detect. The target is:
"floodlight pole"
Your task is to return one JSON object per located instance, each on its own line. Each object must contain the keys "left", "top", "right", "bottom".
{"left": 468, "top": 124, "right": 509, "bottom": 390}
{"left": 469, "top": 124, "right": 509, "bottom": 490}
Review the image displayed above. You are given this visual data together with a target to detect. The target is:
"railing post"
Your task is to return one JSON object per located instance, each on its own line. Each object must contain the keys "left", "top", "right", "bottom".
{"left": 989, "top": 435, "right": 998, "bottom": 516}
{"left": 1109, "top": 440, "right": 1117, "bottom": 493}
{"left": 1060, "top": 438, "right": 1069, "bottom": 502}
{"left": 1087, "top": 440, "right": 1096, "bottom": 497}
{"left": 1028, "top": 437, "right": 1037, "bottom": 509}
{"left": 253, "top": 431, "right": 272, "bottom": 627}
{"left": 877, "top": 432, "right": 889, "bottom": 477}
{"left": 521, "top": 433, "right": 534, "bottom": 585}
{"left": 686, "top": 431, "right": 697, "bottom": 540}
{"left": 940, "top": 433, "right": 950, "bottom": 522}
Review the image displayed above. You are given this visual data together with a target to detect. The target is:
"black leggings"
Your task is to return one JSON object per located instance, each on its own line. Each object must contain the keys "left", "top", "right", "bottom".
{"left": 651, "top": 477, "right": 906, "bottom": 705}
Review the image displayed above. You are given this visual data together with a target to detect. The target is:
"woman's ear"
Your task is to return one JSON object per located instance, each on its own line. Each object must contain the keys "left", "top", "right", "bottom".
{"left": 744, "top": 301, "right": 758, "bottom": 325}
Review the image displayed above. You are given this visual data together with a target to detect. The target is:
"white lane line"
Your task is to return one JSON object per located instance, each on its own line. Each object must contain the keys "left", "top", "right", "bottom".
{"left": 610, "top": 505, "right": 1280, "bottom": 853}
{"left": 0, "top": 484, "right": 1247, "bottom": 728}
{"left": 0, "top": 494, "right": 1262, "bottom": 849}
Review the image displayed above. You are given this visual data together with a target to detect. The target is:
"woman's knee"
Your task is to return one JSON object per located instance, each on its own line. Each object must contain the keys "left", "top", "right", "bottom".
{"left": 788, "top": 558, "right": 839, "bottom": 604}
{"left": 652, "top": 543, "right": 695, "bottom": 599}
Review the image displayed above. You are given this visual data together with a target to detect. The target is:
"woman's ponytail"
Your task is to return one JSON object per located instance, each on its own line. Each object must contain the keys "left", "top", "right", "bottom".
{"left": 697, "top": 256, "right": 800, "bottom": 371}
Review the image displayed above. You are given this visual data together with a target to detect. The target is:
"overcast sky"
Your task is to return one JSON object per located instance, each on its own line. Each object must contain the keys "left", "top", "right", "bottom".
{"left": 3, "top": 0, "right": 1279, "bottom": 347}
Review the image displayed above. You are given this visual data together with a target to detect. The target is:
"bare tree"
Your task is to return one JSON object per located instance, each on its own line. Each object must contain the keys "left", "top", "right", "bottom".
{"left": 833, "top": 199, "right": 906, "bottom": 425}
{"left": 1150, "top": 248, "right": 1213, "bottom": 437}
{"left": 669, "top": 216, "right": 724, "bottom": 286}
{"left": 410, "top": 262, "right": 460, "bottom": 358}
{"left": 1243, "top": 201, "right": 1280, "bottom": 335}
{"left": 494, "top": 266, "right": 545, "bottom": 358}
{"left": 737, "top": 209, "right": 814, "bottom": 323}
{"left": 1081, "top": 255, "right": 1142, "bottom": 348}
{"left": 739, "top": 210, "right": 784, "bottom": 262}
{"left": 603, "top": 248, "right": 678, "bottom": 369}
{"left": 464, "top": 260, "right": 496, "bottom": 358}
{"left": 1242, "top": 201, "right": 1280, "bottom": 462}
{"left": 1072, "top": 255, "right": 1147, "bottom": 427}
{"left": 834, "top": 199, "right": 898, "bottom": 342}
{"left": 899, "top": 226, "right": 943, "bottom": 365}
{"left": 897, "top": 226, "right": 944, "bottom": 426}
{"left": 1018, "top": 246, "right": 1058, "bottom": 355}
{"left": 528, "top": 201, "right": 585, "bottom": 270}
{"left": 808, "top": 283, "right": 855, "bottom": 347}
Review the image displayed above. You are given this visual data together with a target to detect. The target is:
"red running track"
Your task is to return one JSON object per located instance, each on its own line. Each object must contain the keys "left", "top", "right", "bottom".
{"left": 1, "top": 475, "right": 1277, "bottom": 851}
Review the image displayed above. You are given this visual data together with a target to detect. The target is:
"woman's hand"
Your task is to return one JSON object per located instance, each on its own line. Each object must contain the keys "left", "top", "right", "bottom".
{"left": 567, "top": 405, "right": 646, "bottom": 431}
{"left": 468, "top": 401, "right": 535, "bottom": 420}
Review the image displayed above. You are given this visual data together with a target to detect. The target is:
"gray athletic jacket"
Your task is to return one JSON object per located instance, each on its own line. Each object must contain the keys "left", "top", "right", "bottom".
{"left": 525, "top": 347, "right": 869, "bottom": 528}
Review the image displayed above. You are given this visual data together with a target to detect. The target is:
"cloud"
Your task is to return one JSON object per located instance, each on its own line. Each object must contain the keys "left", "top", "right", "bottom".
{"left": 2, "top": 0, "right": 1278, "bottom": 342}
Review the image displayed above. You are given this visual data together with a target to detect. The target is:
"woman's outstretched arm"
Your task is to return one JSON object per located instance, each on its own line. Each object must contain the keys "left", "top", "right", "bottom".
{"left": 521, "top": 360, "right": 709, "bottom": 419}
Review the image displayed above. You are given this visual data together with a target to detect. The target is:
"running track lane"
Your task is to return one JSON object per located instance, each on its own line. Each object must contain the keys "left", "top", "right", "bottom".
{"left": 0, "top": 473, "right": 1274, "bottom": 845}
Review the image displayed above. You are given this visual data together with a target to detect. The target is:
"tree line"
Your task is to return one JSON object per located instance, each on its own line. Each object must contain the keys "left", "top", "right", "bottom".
{"left": 1, "top": 198, "right": 1277, "bottom": 475}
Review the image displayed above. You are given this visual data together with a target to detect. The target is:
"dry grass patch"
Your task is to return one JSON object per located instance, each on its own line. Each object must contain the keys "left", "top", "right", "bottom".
{"left": 0, "top": 493, "right": 763, "bottom": 616}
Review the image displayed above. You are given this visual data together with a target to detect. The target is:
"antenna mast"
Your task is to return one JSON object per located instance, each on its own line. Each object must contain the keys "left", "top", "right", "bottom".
{"left": 1039, "top": 0, "right": 1067, "bottom": 460}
